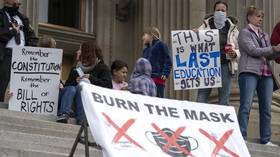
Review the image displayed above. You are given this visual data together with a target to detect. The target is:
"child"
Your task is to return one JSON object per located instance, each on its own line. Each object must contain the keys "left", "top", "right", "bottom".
{"left": 142, "top": 26, "right": 172, "bottom": 98}
{"left": 111, "top": 60, "right": 128, "bottom": 90}
{"left": 128, "top": 58, "right": 157, "bottom": 97}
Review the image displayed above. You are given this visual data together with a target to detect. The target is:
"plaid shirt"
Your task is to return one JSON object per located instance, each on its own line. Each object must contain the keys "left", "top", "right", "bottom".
{"left": 259, "top": 31, "right": 272, "bottom": 77}
{"left": 261, "top": 57, "right": 272, "bottom": 76}
{"left": 249, "top": 24, "right": 272, "bottom": 76}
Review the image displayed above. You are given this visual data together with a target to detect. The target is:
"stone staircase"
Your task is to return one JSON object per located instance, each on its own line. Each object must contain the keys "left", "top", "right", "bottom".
{"left": 0, "top": 103, "right": 102, "bottom": 157}
{"left": 208, "top": 80, "right": 280, "bottom": 157}
{"left": 0, "top": 102, "right": 280, "bottom": 157}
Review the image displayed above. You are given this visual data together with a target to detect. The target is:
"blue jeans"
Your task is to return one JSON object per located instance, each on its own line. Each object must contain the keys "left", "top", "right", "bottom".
{"left": 156, "top": 84, "right": 165, "bottom": 98}
{"left": 58, "top": 86, "right": 85, "bottom": 121}
{"left": 238, "top": 73, "right": 272, "bottom": 144}
{"left": 196, "top": 63, "right": 232, "bottom": 105}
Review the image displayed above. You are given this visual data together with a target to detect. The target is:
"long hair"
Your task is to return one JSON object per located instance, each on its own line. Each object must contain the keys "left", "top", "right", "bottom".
{"left": 80, "top": 41, "right": 102, "bottom": 65}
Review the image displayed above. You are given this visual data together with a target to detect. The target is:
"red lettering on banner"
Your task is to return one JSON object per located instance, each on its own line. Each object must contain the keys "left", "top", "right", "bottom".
{"left": 151, "top": 123, "right": 196, "bottom": 157}
{"left": 199, "top": 128, "right": 239, "bottom": 157}
{"left": 102, "top": 112, "right": 145, "bottom": 150}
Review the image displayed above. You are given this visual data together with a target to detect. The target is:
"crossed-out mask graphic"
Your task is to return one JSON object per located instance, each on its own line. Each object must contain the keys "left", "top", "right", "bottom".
{"left": 146, "top": 128, "right": 199, "bottom": 157}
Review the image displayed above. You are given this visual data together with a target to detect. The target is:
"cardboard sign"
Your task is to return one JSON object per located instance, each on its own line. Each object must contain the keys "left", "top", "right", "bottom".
{"left": 80, "top": 83, "right": 250, "bottom": 157}
{"left": 171, "top": 29, "right": 221, "bottom": 90}
{"left": 9, "top": 46, "right": 63, "bottom": 115}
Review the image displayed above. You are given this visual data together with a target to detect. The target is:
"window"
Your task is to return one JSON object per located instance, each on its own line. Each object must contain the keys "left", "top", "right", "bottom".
{"left": 38, "top": 0, "right": 85, "bottom": 30}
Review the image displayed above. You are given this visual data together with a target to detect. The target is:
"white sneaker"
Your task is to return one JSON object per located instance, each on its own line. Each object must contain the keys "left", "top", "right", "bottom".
{"left": 264, "top": 141, "right": 278, "bottom": 147}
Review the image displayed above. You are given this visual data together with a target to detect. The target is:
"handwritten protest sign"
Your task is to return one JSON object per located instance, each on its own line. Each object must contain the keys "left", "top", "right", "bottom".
{"left": 9, "top": 46, "right": 63, "bottom": 115}
{"left": 80, "top": 82, "right": 250, "bottom": 157}
{"left": 171, "top": 29, "right": 221, "bottom": 90}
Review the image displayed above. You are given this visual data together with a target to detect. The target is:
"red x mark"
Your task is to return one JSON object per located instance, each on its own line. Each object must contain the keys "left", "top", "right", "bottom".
{"left": 102, "top": 112, "right": 145, "bottom": 150}
{"left": 151, "top": 123, "right": 196, "bottom": 157}
{"left": 199, "top": 129, "right": 239, "bottom": 157}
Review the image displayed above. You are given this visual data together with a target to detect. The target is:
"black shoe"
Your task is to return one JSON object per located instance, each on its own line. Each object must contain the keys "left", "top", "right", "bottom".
{"left": 56, "top": 113, "right": 69, "bottom": 123}
{"left": 76, "top": 119, "right": 84, "bottom": 125}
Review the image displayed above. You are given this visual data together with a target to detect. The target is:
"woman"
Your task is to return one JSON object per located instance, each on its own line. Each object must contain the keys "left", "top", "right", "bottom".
{"left": 196, "top": 1, "right": 240, "bottom": 106}
{"left": 238, "top": 6, "right": 280, "bottom": 146}
{"left": 57, "top": 41, "right": 112, "bottom": 124}
{"left": 111, "top": 60, "right": 128, "bottom": 90}
{"left": 142, "top": 26, "right": 172, "bottom": 98}
{"left": 128, "top": 58, "right": 157, "bottom": 97}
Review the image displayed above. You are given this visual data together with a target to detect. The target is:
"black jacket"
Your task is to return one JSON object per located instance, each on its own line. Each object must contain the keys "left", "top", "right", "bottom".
{"left": 65, "top": 61, "right": 113, "bottom": 89}
{"left": 0, "top": 8, "right": 38, "bottom": 60}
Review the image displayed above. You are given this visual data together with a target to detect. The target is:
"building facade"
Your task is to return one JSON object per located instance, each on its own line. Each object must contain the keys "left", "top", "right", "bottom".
{"left": 1, "top": 0, "right": 280, "bottom": 106}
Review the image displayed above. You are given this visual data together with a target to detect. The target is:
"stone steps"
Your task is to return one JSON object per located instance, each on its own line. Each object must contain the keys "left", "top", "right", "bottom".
{"left": 0, "top": 147, "right": 68, "bottom": 157}
{"left": 0, "top": 108, "right": 101, "bottom": 157}
{"left": 248, "top": 119, "right": 280, "bottom": 142}
{"left": 247, "top": 142, "right": 280, "bottom": 157}
{"left": 207, "top": 98, "right": 280, "bottom": 142}
{"left": 0, "top": 130, "right": 81, "bottom": 149}
{"left": 1, "top": 105, "right": 280, "bottom": 157}
{"left": 0, "top": 107, "right": 95, "bottom": 138}
{"left": 0, "top": 103, "right": 56, "bottom": 121}
{"left": 0, "top": 117, "right": 79, "bottom": 138}
{"left": 0, "top": 121, "right": 78, "bottom": 139}
{"left": 0, "top": 125, "right": 101, "bottom": 156}
{"left": 0, "top": 139, "right": 101, "bottom": 157}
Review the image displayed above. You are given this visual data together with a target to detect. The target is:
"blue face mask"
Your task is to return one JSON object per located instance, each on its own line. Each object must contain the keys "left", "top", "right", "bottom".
{"left": 214, "top": 11, "right": 226, "bottom": 29}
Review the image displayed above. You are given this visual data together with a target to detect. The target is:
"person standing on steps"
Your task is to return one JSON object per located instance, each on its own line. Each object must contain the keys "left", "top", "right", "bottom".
{"left": 195, "top": 1, "right": 240, "bottom": 106}
{"left": 0, "top": 0, "right": 38, "bottom": 102}
{"left": 238, "top": 6, "right": 280, "bottom": 146}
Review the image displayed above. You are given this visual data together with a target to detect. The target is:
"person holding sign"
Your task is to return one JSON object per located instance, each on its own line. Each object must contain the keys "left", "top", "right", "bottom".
{"left": 38, "top": 35, "right": 66, "bottom": 114}
{"left": 238, "top": 6, "right": 280, "bottom": 146}
{"left": 0, "top": 0, "right": 38, "bottom": 102}
{"left": 57, "top": 41, "right": 112, "bottom": 124}
{"left": 196, "top": 1, "right": 239, "bottom": 106}
{"left": 142, "top": 27, "right": 172, "bottom": 98}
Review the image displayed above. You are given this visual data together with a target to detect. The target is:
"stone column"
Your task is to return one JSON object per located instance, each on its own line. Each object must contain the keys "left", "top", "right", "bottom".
{"left": 188, "top": 0, "right": 206, "bottom": 29}
{"left": 188, "top": 0, "right": 206, "bottom": 101}
{"left": 19, "top": 0, "right": 38, "bottom": 33}
{"left": 95, "top": 0, "right": 115, "bottom": 65}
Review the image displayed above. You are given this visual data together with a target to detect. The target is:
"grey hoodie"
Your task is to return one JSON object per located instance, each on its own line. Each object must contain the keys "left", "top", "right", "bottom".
{"left": 128, "top": 58, "right": 157, "bottom": 97}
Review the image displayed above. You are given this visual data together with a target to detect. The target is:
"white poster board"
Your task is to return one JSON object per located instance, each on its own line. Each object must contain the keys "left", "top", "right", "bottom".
{"left": 171, "top": 29, "right": 221, "bottom": 90}
{"left": 9, "top": 46, "right": 63, "bottom": 115}
{"left": 80, "top": 82, "right": 250, "bottom": 157}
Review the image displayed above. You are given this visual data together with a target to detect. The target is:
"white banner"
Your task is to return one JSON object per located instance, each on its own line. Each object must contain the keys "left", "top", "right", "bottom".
{"left": 81, "top": 82, "right": 250, "bottom": 157}
{"left": 9, "top": 46, "right": 63, "bottom": 115}
{"left": 171, "top": 30, "right": 221, "bottom": 90}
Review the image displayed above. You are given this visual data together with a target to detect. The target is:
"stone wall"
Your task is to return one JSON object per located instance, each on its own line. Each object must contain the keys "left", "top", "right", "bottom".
{"left": 1, "top": 0, "right": 280, "bottom": 102}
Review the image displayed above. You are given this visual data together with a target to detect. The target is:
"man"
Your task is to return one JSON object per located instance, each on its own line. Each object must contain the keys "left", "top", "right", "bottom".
{"left": 0, "top": 0, "right": 38, "bottom": 101}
